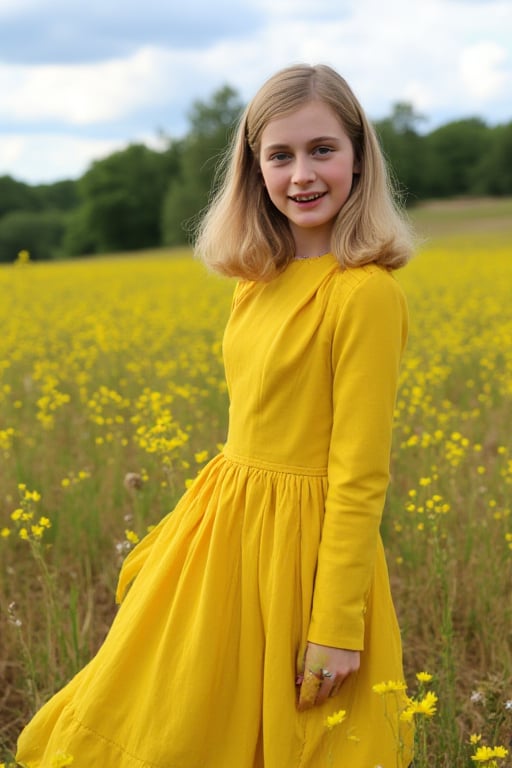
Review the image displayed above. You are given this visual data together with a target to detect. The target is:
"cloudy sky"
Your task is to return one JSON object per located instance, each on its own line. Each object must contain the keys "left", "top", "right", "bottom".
{"left": 1, "top": 0, "right": 511, "bottom": 185}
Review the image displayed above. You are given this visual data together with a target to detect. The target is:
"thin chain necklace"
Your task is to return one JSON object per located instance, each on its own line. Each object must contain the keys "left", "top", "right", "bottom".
{"left": 292, "top": 252, "right": 328, "bottom": 261}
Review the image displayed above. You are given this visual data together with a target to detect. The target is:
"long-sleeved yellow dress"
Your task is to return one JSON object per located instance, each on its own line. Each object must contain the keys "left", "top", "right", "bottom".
{"left": 17, "top": 255, "right": 413, "bottom": 768}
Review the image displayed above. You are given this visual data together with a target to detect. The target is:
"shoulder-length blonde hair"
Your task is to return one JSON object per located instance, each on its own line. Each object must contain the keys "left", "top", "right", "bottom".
{"left": 195, "top": 64, "right": 414, "bottom": 281}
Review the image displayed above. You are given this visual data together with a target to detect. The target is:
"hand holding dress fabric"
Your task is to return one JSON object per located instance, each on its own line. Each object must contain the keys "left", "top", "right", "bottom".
{"left": 297, "top": 642, "right": 360, "bottom": 710}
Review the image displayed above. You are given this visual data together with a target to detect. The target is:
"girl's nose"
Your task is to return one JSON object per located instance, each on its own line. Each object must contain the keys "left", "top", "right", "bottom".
{"left": 291, "top": 155, "right": 315, "bottom": 185}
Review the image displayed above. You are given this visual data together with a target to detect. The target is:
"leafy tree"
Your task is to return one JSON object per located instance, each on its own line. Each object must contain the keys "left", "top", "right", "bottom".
{"left": 73, "top": 143, "right": 171, "bottom": 255}
{"left": 33, "top": 180, "right": 79, "bottom": 211}
{"left": 472, "top": 122, "right": 512, "bottom": 196}
{"left": 162, "top": 85, "right": 244, "bottom": 246}
{"left": 0, "top": 175, "right": 40, "bottom": 218}
{"left": 61, "top": 204, "right": 98, "bottom": 257}
{"left": 423, "top": 118, "right": 491, "bottom": 198}
{"left": 0, "top": 209, "right": 67, "bottom": 262}
{"left": 375, "top": 103, "right": 427, "bottom": 203}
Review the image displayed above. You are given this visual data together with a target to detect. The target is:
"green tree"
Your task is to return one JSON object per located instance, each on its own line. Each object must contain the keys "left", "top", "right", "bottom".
{"left": 375, "top": 102, "right": 427, "bottom": 203}
{"left": 33, "top": 179, "right": 79, "bottom": 211}
{"left": 423, "top": 118, "right": 491, "bottom": 197}
{"left": 70, "top": 144, "right": 171, "bottom": 255}
{"left": 0, "top": 175, "right": 40, "bottom": 218}
{"left": 161, "top": 85, "right": 244, "bottom": 246}
{"left": 61, "top": 204, "right": 98, "bottom": 257}
{"left": 471, "top": 122, "right": 512, "bottom": 196}
{"left": 0, "top": 209, "right": 67, "bottom": 262}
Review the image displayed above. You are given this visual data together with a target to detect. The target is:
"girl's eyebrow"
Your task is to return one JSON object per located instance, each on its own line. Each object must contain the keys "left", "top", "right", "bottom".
{"left": 263, "top": 136, "right": 341, "bottom": 152}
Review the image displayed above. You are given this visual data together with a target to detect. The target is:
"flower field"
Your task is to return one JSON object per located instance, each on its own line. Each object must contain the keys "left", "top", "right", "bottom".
{"left": 1, "top": 200, "right": 511, "bottom": 766}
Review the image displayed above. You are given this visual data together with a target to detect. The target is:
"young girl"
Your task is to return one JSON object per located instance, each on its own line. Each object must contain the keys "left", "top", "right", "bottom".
{"left": 17, "top": 64, "right": 414, "bottom": 768}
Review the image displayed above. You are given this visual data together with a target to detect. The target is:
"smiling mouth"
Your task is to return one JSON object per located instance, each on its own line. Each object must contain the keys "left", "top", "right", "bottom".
{"left": 289, "top": 192, "right": 326, "bottom": 202}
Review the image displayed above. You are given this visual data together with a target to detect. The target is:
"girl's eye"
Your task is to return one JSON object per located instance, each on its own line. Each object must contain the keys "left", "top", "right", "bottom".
{"left": 314, "top": 146, "right": 333, "bottom": 156}
{"left": 270, "top": 152, "right": 290, "bottom": 162}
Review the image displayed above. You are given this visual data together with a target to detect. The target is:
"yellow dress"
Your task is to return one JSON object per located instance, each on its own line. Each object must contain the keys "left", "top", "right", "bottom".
{"left": 17, "top": 256, "right": 413, "bottom": 768}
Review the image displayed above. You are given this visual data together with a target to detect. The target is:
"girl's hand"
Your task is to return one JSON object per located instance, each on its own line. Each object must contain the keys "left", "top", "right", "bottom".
{"left": 296, "top": 642, "right": 360, "bottom": 711}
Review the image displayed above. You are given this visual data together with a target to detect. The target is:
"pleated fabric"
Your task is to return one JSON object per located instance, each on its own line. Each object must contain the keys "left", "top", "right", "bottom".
{"left": 17, "top": 256, "right": 413, "bottom": 768}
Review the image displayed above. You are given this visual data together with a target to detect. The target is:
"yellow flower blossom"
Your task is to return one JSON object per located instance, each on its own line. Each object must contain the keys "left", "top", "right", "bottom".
{"left": 125, "top": 529, "right": 140, "bottom": 545}
{"left": 416, "top": 671, "right": 433, "bottom": 683}
{"left": 17, "top": 249, "right": 31, "bottom": 263}
{"left": 413, "top": 691, "right": 438, "bottom": 716}
{"left": 31, "top": 525, "right": 44, "bottom": 539}
{"left": 471, "top": 745, "right": 508, "bottom": 762}
{"left": 24, "top": 489, "right": 41, "bottom": 502}
{"left": 372, "top": 680, "right": 408, "bottom": 695}
{"left": 325, "top": 709, "right": 346, "bottom": 729}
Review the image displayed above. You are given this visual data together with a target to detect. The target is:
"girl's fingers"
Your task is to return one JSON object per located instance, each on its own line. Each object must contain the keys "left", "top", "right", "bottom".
{"left": 297, "top": 668, "right": 322, "bottom": 711}
{"left": 297, "top": 668, "right": 345, "bottom": 710}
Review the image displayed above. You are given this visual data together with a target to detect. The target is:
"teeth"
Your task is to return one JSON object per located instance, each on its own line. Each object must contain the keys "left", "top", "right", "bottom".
{"left": 293, "top": 193, "right": 322, "bottom": 202}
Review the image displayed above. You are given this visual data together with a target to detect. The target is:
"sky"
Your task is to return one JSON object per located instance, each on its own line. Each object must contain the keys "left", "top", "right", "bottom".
{"left": 1, "top": 0, "right": 511, "bottom": 185}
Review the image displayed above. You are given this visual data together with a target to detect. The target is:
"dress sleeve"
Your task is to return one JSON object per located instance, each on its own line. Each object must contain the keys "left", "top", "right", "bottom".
{"left": 307, "top": 268, "right": 408, "bottom": 650}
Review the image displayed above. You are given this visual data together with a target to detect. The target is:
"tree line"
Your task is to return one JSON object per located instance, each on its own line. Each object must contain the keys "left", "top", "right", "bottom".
{"left": 1, "top": 86, "right": 511, "bottom": 262}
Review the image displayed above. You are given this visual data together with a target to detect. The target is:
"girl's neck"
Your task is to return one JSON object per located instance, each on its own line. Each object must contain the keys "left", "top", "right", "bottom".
{"left": 290, "top": 226, "right": 332, "bottom": 262}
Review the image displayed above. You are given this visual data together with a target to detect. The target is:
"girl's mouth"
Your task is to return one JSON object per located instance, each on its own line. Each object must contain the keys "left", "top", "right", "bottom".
{"left": 289, "top": 192, "right": 326, "bottom": 203}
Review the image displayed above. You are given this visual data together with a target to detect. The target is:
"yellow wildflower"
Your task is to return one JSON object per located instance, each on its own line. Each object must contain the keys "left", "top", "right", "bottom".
{"left": 125, "top": 529, "right": 140, "bottom": 545}
{"left": 400, "top": 706, "right": 415, "bottom": 723}
{"left": 31, "top": 525, "right": 44, "bottom": 539}
{"left": 416, "top": 671, "right": 433, "bottom": 683}
{"left": 372, "top": 680, "right": 408, "bottom": 695}
{"left": 1, "top": 527, "right": 11, "bottom": 538}
{"left": 24, "top": 489, "right": 41, "bottom": 502}
{"left": 412, "top": 691, "right": 438, "bottom": 716}
{"left": 325, "top": 709, "right": 346, "bottom": 729}
{"left": 471, "top": 745, "right": 508, "bottom": 762}
{"left": 470, "top": 734, "right": 482, "bottom": 745}
{"left": 17, "top": 249, "right": 30, "bottom": 263}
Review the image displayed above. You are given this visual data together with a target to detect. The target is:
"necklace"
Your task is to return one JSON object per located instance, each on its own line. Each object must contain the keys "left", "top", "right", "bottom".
{"left": 292, "top": 252, "right": 328, "bottom": 261}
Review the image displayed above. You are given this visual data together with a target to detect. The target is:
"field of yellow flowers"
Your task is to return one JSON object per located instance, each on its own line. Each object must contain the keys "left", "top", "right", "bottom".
{"left": 1, "top": 199, "right": 511, "bottom": 766}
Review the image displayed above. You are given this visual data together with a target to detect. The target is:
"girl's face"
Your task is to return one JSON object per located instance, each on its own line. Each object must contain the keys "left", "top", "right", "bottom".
{"left": 259, "top": 100, "right": 359, "bottom": 257}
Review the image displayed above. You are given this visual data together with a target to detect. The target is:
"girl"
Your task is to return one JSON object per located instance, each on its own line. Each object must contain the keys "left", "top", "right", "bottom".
{"left": 17, "top": 64, "right": 414, "bottom": 768}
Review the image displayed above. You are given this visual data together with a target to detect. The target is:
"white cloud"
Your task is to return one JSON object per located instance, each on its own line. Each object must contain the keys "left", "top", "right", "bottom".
{"left": 459, "top": 41, "right": 509, "bottom": 100}
{"left": 191, "top": 0, "right": 512, "bottom": 113}
{"left": 0, "top": 46, "right": 190, "bottom": 126}
{"left": 0, "top": 134, "right": 130, "bottom": 182}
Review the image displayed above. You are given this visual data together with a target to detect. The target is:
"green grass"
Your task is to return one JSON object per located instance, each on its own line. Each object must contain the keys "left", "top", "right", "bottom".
{"left": 410, "top": 196, "right": 512, "bottom": 240}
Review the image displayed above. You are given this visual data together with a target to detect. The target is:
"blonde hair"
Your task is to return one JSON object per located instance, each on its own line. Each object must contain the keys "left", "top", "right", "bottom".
{"left": 195, "top": 64, "right": 414, "bottom": 281}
